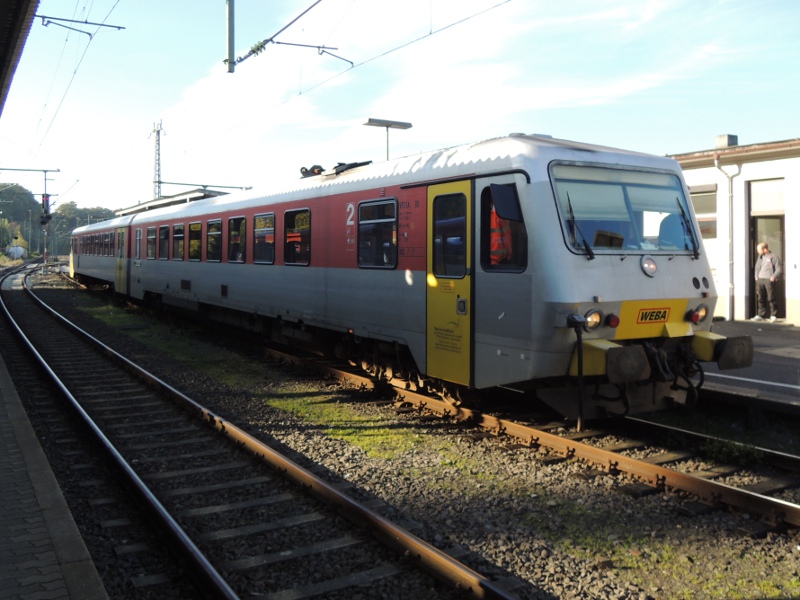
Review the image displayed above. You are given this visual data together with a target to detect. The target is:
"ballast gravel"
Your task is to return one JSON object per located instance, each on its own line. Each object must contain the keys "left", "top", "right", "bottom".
{"left": 32, "top": 273, "right": 800, "bottom": 599}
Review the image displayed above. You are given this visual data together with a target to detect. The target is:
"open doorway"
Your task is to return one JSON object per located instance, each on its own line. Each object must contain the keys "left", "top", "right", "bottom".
{"left": 750, "top": 215, "right": 785, "bottom": 319}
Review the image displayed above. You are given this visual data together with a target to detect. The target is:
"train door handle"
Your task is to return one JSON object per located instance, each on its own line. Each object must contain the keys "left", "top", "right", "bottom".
{"left": 457, "top": 297, "right": 468, "bottom": 315}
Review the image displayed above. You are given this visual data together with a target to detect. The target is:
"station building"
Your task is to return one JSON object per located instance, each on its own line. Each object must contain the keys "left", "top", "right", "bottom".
{"left": 670, "top": 135, "right": 799, "bottom": 325}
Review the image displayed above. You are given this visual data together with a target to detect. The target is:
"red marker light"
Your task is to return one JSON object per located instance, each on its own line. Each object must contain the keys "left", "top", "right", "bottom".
{"left": 684, "top": 310, "right": 701, "bottom": 324}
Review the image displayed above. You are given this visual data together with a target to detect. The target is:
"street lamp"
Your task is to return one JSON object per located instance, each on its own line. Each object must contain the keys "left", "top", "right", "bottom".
{"left": 364, "top": 118, "right": 412, "bottom": 160}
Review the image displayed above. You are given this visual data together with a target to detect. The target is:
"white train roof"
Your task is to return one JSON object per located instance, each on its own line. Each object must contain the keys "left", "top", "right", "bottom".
{"left": 73, "top": 134, "right": 678, "bottom": 234}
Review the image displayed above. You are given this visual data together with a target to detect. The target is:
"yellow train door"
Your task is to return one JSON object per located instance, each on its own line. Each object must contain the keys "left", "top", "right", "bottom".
{"left": 115, "top": 227, "right": 128, "bottom": 295}
{"left": 426, "top": 181, "right": 473, "bottom": 386}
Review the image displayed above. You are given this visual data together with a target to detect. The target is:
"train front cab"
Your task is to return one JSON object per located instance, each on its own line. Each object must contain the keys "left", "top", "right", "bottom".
{"left": 547, "top": 161, "right": 756, "bottom": 421}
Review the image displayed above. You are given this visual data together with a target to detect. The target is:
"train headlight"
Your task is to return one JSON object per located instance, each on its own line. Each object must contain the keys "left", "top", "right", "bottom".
{"left": 640, "top": 255, "right": 657, "bottom": 277}
{"left": 584, "top": 309, "right": 603, "bottom": 331}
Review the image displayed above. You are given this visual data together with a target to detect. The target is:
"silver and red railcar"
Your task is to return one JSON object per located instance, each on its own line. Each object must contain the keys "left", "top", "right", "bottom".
{"left": 70, "top": 134, "right": 752, "bottom": 419}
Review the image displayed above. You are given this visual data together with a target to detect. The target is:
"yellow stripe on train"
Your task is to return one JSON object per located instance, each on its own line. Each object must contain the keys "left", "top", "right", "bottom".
{"left": 615, "top": 299, "right": 690, "bottom": 339}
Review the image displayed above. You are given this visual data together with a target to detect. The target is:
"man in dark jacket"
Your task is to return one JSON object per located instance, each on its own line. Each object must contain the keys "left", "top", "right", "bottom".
{"left": 752, "top": 242, "right": 782, "bottom": 322}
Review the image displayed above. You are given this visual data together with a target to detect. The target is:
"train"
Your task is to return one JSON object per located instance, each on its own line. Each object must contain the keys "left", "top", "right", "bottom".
{"left": 69, "top": 133, "right": 753, "bottom": 420}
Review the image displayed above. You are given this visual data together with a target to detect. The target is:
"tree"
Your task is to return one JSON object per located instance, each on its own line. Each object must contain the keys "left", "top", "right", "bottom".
{"left": 1, "top": 182, "right": 121, "bottom": 256}
{"left": 49, "top": 202, "right": 117, "bottom": 255}
{"left": 0, "top": 183, "right": 39, "bottom": 255}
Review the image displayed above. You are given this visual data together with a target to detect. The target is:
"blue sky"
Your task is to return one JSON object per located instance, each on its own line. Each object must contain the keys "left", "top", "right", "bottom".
{"left": 1, "top": 0, "right": 798, "bottom": 212}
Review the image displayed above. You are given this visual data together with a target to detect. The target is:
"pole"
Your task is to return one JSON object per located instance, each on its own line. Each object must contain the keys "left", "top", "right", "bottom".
{"left": 153, "top": 122, "right": 163, "bottom": 199}
{"left": 227, "top": 0, "right": 235, "bottom": 73}
{"left": 567, "top": 314, "right": 587, "bottom": 432}
{"left": 715, "top": 158, "right": 741, "bottom": 321}
{"left": 364, "top": 119, "right": 412, "bottom": 162}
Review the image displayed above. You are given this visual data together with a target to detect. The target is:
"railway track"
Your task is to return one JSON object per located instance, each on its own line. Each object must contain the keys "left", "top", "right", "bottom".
{"left": 0, "top": 265, "right": 518, "bottom": 600}
{"left": 267, "top": 333, "right": 800, "bottom": 536}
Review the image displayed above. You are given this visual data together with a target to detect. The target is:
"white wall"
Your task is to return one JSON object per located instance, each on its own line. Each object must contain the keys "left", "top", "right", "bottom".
{"left": 682, "top": 156, "right": 800, "bottom": 324}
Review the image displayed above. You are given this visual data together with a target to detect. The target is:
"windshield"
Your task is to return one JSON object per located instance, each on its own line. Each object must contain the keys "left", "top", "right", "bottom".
{"left": 550, "top": 164, "right": 698, "bottom": 256}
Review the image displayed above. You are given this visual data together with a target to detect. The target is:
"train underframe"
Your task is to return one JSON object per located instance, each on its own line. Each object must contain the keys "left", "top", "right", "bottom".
{"left": 223, "top": 302, "right": 714, "bottom": 420}
{"left": 81, "top": 281, "right": 742, "bottom": 422}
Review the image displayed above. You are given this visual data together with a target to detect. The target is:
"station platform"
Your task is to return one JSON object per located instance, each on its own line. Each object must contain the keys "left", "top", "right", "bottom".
{"left": 702, "top": 318, "right": 800, "bottom": 412}
{"left": 0, "top": 350, "right": 108, "bottom": 599}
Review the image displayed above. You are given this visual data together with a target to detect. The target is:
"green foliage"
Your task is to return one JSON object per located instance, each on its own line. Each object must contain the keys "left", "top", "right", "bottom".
{"left": 0, "top": 183, "right": 38, "bottom": 254}
{"left": 266, "top": 394, "right": 425, "bottom": 459}
{"left": 0, "top": 184, "right": 116, "bottom": 256}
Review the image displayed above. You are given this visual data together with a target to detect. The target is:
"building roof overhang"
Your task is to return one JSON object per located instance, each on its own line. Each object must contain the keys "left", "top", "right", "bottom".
{"left": 0, "top": 0, "right": 38, "bottom": 119}
{"left": 670, "top": 138, "right": 800, "bottom": 170}
{"left": 115, "top": 189, "right": 230, "bottom": 216}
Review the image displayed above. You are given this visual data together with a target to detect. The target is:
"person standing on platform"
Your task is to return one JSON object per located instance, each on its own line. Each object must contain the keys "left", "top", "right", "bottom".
{"left": 752, "top": 242, "right": 782, "bottom": 322}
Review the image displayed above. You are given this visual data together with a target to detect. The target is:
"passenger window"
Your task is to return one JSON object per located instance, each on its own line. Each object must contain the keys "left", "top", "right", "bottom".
{"left": 284, "top": 209, "right": 310, "bottom": 265}
{"left": 188, "top": 222, "right": 202, "bottom": 260}
{"left": 158, "top": 225, "right": 170, "bottom": 259}
{"left": 480, "top": 184, "right": 527, "bottom": 271}
{"left": 207, "top": 220, "right": 222, "bottom": 262}
{"left": 432, "top": 194, "right": 466, "bottom": 278}
{"left": 228, "top": 216, "right": 246, "bottom": 262}
{"left": 135, "top": 229, "right": 141, "bottom": 260}
{"left": 146, "top": 227, "right": 156, "bottom": 259}
{"left": 253, "top": 213, "right": 275, "bottom": 264}
{"left": 358, "top": 200, "right": 397, "bottom": 268}
{"left": 173, "top": 224, "right": 184, "bottom": 260}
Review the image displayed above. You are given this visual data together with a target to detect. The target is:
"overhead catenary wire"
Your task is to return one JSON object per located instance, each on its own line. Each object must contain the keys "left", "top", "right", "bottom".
{"left": 34, "top": 1, "right": 123, "bottom": 152}
{"left": 229, "top": 0, "right": 512, "bottom": 97}
{"left": 278, "top": 0, "right": 513, "bottom": 100}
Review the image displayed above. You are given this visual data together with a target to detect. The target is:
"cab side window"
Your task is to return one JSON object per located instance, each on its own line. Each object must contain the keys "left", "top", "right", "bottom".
{"left": 480, "top": 184, "right": 527, "bottom": 271}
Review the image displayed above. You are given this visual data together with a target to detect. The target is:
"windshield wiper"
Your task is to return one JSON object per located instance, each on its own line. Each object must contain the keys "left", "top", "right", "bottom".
{"left": 675, "top": 197, "right": 699, "bottom": 259}
{"left": 567, "top": 193, "right": 595, "bottom": 260}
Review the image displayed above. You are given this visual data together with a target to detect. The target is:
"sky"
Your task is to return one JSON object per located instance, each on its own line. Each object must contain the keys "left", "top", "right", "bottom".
{"left": 1, "top": 0, "right": 799, "bottom": 213}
